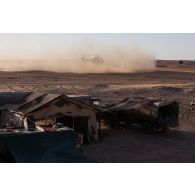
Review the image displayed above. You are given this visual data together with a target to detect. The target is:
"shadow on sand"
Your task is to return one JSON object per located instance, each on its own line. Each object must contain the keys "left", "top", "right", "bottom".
{"left": 83, "top": 128, "right": 195, "bottom": 163}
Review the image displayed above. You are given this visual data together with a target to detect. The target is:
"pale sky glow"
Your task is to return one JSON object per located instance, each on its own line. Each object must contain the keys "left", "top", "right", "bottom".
{"left": 0, "top": 33, "right": 195, "bottom": 60}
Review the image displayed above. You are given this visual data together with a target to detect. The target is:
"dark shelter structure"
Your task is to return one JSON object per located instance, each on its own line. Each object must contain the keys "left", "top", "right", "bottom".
{"left": 0, "top": 130, "right": 93, "bottom": 163}
{"left": 99, "top": 97, "right": 179, "bottom": 132}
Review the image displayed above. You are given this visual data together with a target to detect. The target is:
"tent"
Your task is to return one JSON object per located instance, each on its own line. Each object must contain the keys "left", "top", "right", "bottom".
{"left": 0, "top": 130, "right": 94, "bottom": 163}
{"left": 0, "top": 92, "right": 98, "bottom": 143}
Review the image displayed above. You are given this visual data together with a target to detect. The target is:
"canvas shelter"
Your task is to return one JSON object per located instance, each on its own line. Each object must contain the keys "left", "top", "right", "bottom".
{"left": 99, "top": 97, "right": 179, "bottom": 131}
{"left": 0, "top": 130, "right": 94, "bottom": 163}
{"left": 0, "top": 92, "right": 98, "bottom": 143}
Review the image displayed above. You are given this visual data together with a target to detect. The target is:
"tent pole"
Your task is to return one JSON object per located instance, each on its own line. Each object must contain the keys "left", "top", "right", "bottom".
{"left": 98, "top": 113, "right": 101, "bottom": 142}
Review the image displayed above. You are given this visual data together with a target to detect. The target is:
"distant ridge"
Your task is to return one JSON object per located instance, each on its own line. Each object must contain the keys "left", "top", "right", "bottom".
{"left": 156, "top": 60, "right": 195, "bottom": 67}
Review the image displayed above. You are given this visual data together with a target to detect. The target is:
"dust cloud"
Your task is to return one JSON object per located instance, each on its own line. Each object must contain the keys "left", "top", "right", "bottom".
{"left": 0, "top": 42, "right": 156, "bottom": 73}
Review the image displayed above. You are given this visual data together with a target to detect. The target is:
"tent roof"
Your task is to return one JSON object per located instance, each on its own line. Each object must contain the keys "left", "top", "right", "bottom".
{"left": 0, "top": 130, "right": 94, "bottom": 162}
{"left": 103, "top": 97, "right": 178, "bottom": 112}
{"left": 0, "top": 92, "right": 94, "bottom": 114}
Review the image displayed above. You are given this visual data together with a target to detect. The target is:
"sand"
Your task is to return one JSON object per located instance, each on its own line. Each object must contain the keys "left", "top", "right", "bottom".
{"left": 0, "top": 65, "right": 195, "bottom": 162}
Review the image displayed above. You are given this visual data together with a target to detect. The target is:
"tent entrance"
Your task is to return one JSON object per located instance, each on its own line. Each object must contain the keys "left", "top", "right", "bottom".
{"left": 55, "top": 116, "right": 89, "bottom": 141}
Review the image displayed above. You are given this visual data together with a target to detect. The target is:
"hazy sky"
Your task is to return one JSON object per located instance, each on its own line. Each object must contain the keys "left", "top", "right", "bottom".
{"left": 0, "top": 33, "right": 195, "bottom": 60}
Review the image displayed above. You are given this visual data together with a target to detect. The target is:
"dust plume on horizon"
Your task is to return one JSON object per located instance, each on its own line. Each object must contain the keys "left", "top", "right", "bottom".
{"left": 0, "top": 42, "right": 156, "bottom": 73}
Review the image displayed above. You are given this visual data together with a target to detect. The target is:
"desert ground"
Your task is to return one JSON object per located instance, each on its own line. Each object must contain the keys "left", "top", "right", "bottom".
{"left": 1, "top": 64, "right": 195, "bottom": 162}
